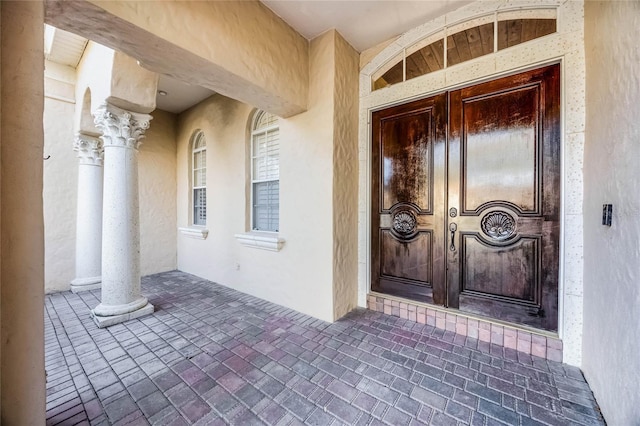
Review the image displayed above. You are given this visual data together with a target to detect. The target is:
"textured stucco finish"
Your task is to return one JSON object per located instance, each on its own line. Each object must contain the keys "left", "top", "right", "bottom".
{"left": 74, "top": 41, "right": 113, "bottom": 131}
{"left": 44, "top": 86, "right": 78, "bottom": 293}
{"left": 139, "top": 109, "right": 178, "bottom": 276}
{"left": 44, "top": 47, "right": 175, "bottom": 293}
{"left": 177, "top": 32, "right": 359, "bottom": 323}
{"left": 176, "top": 89, "right": 336, "bottom": 321}
{"left": 108, "top": 50, "right": 158, "bottom": 114}
{"left": 44, "top": 61, "right": 75, "bottom": 101}
{"left": 45, "top": 0, "right": 308, "bottom": 118}
{"left": 1, "top": 1, "right": 46, "bottom": 423}
{"left": 332, "top": 32, "right": 360, "bottom": 320}
{"left": 582, "top": 2, "right": 640, "bottom": 424}
{"left": 358, "top": 0, "right": 586, "bottom": 365}
{"left": 75, "top": 42, "right": 158, "bottom": 123}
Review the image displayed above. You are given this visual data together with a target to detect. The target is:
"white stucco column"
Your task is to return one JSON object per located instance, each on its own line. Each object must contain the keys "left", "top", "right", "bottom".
{"left": 70, "top": 133, "right": 104, "bottom": 293}
{"left": 91, "top": 103, "right": 154, "bottom": 327}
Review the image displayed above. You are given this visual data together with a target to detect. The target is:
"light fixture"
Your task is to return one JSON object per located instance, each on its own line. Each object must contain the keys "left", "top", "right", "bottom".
{"left": 158, "top": 90, "right": 168, "bottom": 96}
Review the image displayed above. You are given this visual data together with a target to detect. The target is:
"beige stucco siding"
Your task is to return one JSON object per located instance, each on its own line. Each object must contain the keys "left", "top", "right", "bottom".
{"left": 176, "top": 94, "right": 251, "bottom": 289}
{"left": 74, "top": 41, "right": 113, "bottom": 131}
{"left": 47, "top": 0, "right": 308, "bottom": 118}
{"left": 44, "top": 44, "right": 176, "bottom": 292}
{"left": 1, "top": 1, "right": 46, "bottom": 422}
{"left": 44, "top": 85, "right": 78, "bottom": 293}
{"left": 332, "top": 32, "right": 360, "bottom": 320}
{"left": 176, "top": 31, "right": 361, "bottom": 322}
{"left": 43, "top": 104, "right": 179, "bottom": 292}
{"left": 582, "top": 1, "right": 640, "bottom": 424}
{"left": 139, "top": 109, "right": 178, "bottom": 277}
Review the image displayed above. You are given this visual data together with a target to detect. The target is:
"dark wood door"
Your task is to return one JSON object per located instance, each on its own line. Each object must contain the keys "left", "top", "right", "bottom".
{"left": 371, "top": 94, "right": 447, "bottom": 304}
{"left": 371, "top": 64, "right": 561, "bottom": 332}
{"left": 447, "top": 64, "right": 560, "bottom": 331}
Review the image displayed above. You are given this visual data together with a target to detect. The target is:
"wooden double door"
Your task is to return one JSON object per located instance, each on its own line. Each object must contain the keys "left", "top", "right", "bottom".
{"left": 371, "top": 64, "right": 560, "bottom": 331}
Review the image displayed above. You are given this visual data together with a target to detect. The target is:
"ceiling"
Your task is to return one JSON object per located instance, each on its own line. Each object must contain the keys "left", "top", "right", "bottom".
{"left": 45, "top": 1, "right": 470, "bottom": 113}
{"left": 262, "top": 0, "right": 471, "bottom": 52}
{"left": 155, "top": 75, "right": 215, "bottom": 114}
{"left": 44, "top": 24, "right": 88, "bottom": 67}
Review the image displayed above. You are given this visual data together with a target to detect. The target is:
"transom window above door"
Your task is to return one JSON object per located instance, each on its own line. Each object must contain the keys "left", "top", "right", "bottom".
{"left": 372, "top": 8, "right": 557, "bottom": 90}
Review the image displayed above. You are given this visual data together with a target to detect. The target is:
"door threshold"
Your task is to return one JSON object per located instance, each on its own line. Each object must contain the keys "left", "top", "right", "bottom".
{"left": 367, "top": 292, "right": 563, "bottom": 362}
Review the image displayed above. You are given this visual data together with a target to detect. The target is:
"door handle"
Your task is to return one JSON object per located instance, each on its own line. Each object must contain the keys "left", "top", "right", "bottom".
{"left": 449, "top": 223, "right": 457, "bottom": 251}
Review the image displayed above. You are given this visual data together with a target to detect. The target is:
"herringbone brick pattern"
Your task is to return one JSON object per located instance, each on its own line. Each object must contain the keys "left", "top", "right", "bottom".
{"left": 45, "top": 271, "right": 604, "bottom": 425}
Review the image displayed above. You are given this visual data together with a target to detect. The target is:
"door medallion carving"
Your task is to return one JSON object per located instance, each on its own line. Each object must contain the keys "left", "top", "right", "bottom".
{"left": 480, "top": 211, "right": 516, "bottom": 241}
{"left": 391, "top": 210, "right": 418, "bottom": 239}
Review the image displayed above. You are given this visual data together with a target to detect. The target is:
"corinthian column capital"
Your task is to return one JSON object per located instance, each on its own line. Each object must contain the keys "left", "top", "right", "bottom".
{"left": 93, "top": 103, "right": 152, "bottom": 150}
{"left": 73, "top": 133, "right": 104, "bottom": 166}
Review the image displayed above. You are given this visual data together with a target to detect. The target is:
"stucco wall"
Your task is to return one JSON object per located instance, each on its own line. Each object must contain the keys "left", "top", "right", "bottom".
{"left": 44, "top": 68, "right": 78, "bottom": 293}
{"left": 282, "top": 31, "right": 335, "bottom": 321}
{"left": 43, "top": 103, "right": 178, "bottom": 292}
{"left": 75, "top": 42, "right": 158, "bottom": 125}
{"left": 1, "top": 1, "right": 46, "bottom": 422}
{"left": 176, "top": 94, "right": 251, "bottom": 286}
{"left": 75, "top": 41, "right": 113, "bottom": 132}
{"left": 109, "top": 51, "right": 158, "bottom": 114}
{"left": 582, "top": 2, "right": 640, "bottom": 424}
{"left": 176, "top": 84, "right": 336, "bottom": 321}
{"left": 46, "top": 0, "right": 308, "bottom": 118}
{"left": 43, "top": 44, "right": 175, "bottom": 292}
{"left": 177, "top": 31, "right": 359, "bottom": 322}
{"left": 139, "top": 109, "right": 178, "bottom": 276}
{"left": 332, "top": 32, "right": 360, "bottom": 320}
{"left": 358, "top": 0, "right": 586, "bottom": 365}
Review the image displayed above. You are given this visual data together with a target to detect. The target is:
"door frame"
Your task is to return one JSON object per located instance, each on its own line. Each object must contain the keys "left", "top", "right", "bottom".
{"left": 363, "top": 58, "right": 566, "bottom": 336}
{"left": 358, "top": 0, "right": 588, "bottom": 366}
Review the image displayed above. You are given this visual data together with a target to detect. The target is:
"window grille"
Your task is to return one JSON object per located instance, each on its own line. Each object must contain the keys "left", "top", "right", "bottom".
{"left": 251, "top": 111, "right": 279, "bottom": 232}
{"left": 192, "top": 132, "right": 207, "bottom": 226}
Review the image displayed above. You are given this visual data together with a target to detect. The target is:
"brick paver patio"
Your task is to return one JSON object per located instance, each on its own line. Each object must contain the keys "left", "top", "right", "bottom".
{"left": 45, "top": 271, "right": 604, "bottom": 425}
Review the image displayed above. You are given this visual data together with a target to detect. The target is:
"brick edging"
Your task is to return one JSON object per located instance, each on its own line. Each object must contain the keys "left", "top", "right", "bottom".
{"left": 367, "top": 294, "right": 563, "bottom": 362}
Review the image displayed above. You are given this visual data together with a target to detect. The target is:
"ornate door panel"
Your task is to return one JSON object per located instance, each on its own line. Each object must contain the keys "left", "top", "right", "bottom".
{"left": 447, "top": 64, "right": 560, "bottom": 331}
{"left": 370, "top": 65, "right": 560, "bottom": 331}
{"left": 371, "top": 95, "right": 447, "bottom": 304}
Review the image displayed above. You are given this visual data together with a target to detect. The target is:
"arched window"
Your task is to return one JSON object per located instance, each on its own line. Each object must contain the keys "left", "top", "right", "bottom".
{"left": 251, "top": 111, "right": 279, "bottom": 232}
{"left": 191, "top": 131, "right": 207, "bottom": 226}
{"left": 372, "top": 10, "right": 557, "bottom": 90}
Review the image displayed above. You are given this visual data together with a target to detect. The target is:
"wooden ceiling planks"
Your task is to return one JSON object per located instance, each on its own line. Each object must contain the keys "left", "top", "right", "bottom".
{"left": 407, "top": 39, "right": 444, "bottom": 80}
{"left": 375, "top": 61, "right": 404, "bottom": 89}
{"left": 498, "top": 19, "right": 556, "bottom": 50}
{"left": 447, "top": 23, "right": 494, "bottom": 66}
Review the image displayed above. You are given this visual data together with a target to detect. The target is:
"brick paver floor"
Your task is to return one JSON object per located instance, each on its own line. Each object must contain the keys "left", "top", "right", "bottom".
{"left": 45, "top": 271, "right": 604, "bottom": 425}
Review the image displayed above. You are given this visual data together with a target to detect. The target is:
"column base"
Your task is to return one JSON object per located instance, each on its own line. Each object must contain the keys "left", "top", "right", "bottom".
{"left": 91, "top": 302, "right": 154, "bottom": 328}
{"left": 70, "top": 276, "right": 102, "bottom": 293}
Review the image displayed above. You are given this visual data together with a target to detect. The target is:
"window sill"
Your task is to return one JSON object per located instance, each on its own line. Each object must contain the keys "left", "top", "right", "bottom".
{"left": 234, "top": 232, "right": 285, "bottom": 252}
{"left": 178, "top": 227, "right": 209, "bottom": 240}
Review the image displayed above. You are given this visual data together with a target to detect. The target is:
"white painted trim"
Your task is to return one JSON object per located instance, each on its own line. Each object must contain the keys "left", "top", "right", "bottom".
{"left": 178, "top": 227, "right": 209, "bottom": 240}
{"left": 234, "top": 232, "right": 285, "bottom": 252}
{"left": 557, "top": 58, "right": 566, "bottom": 341}
{"left": 250, "top": 110, "right": 280, "bottom": 233}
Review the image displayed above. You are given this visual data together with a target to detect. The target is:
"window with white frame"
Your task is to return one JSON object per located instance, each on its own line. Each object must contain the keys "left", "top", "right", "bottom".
{"left": 251, "top": 111, "right": 279, "bottom": 232}
{"left": 192, "top": 131, "right": 207, "bottom": 226}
